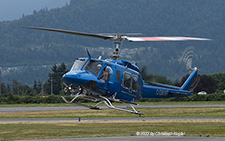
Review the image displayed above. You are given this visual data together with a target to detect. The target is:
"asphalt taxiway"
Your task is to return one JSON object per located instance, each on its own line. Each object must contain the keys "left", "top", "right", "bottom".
{"left": 0, "top": 117, "right": 225, "bottom": 123}
{"left": 1, "top": 104, "right": 225, "bottom": 112}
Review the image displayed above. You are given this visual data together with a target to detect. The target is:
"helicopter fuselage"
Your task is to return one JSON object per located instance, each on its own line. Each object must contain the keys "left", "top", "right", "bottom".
{"left": 63, "top": 58, "right": 142, "bottom": 102}
{"left": 63, "top": 57, "right": 195, "bottom": 103}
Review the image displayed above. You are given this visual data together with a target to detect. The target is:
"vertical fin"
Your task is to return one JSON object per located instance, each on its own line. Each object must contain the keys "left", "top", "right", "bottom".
{"left": 181, "top": 67, "right": 198, "bottom": 91}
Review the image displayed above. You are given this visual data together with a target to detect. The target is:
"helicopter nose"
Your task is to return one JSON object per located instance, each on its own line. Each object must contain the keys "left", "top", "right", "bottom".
{"left": 63, "top": 73, "right": 85, "bottom": 87}
{"left": 62, "top": 70, "right": 95, "bottom": 88}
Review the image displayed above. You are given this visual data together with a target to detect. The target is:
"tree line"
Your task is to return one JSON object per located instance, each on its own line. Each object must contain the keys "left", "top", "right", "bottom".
{"left": 1, "top": 64, "right": 225, "bottom": 96}
{"left": 1, "top": 64, "right": 225, "bottom": 104}
{"left": 0, "top": 63, "right": 67, "bottom": 96}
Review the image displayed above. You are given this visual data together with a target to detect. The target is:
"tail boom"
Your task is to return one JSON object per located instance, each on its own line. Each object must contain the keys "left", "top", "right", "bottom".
{"left": 142, "top": 85, "right": 192, "bottom": 99}
{"left": 141, "top": 67, "right": 198, "bottom": 99}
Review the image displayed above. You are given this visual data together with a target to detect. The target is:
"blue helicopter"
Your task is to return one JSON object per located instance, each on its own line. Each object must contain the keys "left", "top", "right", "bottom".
{"left": 20, "top": 26, "right": 210, "bottom": 115}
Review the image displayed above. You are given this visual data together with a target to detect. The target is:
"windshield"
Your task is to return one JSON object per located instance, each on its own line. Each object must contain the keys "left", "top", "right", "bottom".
{"left": 83, "top": 60, "right": 103, "bottom": 76}
{"left": 70, "top": 59, "right": 86, "bottom": 71}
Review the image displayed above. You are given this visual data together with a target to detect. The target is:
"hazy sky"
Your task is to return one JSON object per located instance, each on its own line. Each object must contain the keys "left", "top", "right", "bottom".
{"left": 0, "top": 0, "right": 70, "bottom": 21}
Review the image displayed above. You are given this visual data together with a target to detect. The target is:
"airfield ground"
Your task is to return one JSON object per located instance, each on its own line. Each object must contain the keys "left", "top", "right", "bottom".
{"left": 0, "top": 101, "right": 225, "bottom": 140}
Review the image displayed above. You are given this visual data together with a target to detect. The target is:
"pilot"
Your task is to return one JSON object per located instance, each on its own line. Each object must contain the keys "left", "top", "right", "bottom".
{"left": 97, "top": 64, "right": 104, "bottom": 79}
{"left": 97, "top": 64, "right": 102, "bottom": 70}
{"left": 104, "top": 66, "right": 110, "bottom": 80}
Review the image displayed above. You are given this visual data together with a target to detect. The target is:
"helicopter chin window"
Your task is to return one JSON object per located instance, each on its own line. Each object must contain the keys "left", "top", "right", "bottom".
{"left": 70, "top": 59, "right": 86, "bottom": 71}
{"left": 83, "top": 60, "right": 103, "bottom": 76}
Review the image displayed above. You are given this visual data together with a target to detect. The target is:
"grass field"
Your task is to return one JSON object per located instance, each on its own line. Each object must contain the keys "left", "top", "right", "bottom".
{"left": 1, "top": 101, "right": 225, "bottom": 140}
{"left": 1, "top": 120, "right": 225, "bottom": 140}
{"left": 0, "top": 107, "right": 225, "bottom": 118}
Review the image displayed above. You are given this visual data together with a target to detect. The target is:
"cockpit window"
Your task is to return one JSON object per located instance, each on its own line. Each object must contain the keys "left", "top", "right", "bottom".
{"left": 83, "top": 60, "right": 103, "bottom": 76}
{"left": 70, "top": 59, "right": 86, "bottom": 71}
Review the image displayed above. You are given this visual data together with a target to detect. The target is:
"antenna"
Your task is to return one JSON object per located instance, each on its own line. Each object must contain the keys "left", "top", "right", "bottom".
{"left": 86, "top": 48, "right": 91, "bottom": 59}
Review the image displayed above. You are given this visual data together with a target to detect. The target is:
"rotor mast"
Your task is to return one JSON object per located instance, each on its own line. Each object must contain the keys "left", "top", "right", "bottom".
{"left": 111, "top": 33, "right": 127, "bottom": 60}
{"left": 112, "top": 40, "right": 123, "bottom": 60}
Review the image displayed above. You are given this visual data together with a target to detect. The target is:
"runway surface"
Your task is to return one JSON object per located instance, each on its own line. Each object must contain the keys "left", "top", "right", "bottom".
{"left": 0, "top": 117, "right": 225, "bottom": 123}
{"left": 1, "top": 104, "right": 225, "bottom": 112}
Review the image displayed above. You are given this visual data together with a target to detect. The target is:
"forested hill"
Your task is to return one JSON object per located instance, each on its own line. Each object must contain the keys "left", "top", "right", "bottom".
{"left": 0, "top": 0, "right": 225, "bottom": 82}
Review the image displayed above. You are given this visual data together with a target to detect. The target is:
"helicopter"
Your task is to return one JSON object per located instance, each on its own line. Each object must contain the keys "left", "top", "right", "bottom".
{"left": 19, "top": 26, "right": 210, "bottom": 115}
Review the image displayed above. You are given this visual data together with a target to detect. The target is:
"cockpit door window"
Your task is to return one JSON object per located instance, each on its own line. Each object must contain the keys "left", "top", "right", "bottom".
{"left": 100, "top": 66, "right": 113, "bottom": 81}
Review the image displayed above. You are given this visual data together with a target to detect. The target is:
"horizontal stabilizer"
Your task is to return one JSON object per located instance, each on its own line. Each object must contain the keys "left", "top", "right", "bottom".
{"left": 169, "top": 92, "right": 189, "bottom": 97}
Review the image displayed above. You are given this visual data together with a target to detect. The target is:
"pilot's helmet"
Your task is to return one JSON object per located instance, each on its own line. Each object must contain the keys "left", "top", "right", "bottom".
{"left": 97, "top": 64, "right": 102, "bottom": 68}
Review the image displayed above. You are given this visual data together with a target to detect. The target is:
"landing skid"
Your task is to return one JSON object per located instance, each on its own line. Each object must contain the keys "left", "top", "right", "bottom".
{"left": 61, "top": 92, "right": 142, "bottom": 115}
{"left": 61, "top": 93, "right": 101, "bottom": 110}
{"left": 98, "top": 95, "right": 142, "bottom": 115}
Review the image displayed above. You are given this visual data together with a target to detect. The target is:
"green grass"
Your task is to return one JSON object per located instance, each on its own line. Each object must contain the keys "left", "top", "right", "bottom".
{"left": 1, "top": 107, "right": 225, "bottom": 118}
{"left": 0, "top": 101, "right": 225, "bottom": 107}
{"left": 0, "top": 121, "right": 225, "bottom": 140}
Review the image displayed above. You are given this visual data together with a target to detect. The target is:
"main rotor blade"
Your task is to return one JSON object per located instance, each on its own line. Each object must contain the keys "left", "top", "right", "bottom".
{"left": 18, "top": 26, "right": 112, "bottom": 40}
{"left": 126, "top": 36, "right": 211, "bottom": 42}
{"left": 19, "top": 26, "right": 211, "bottom": 42}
